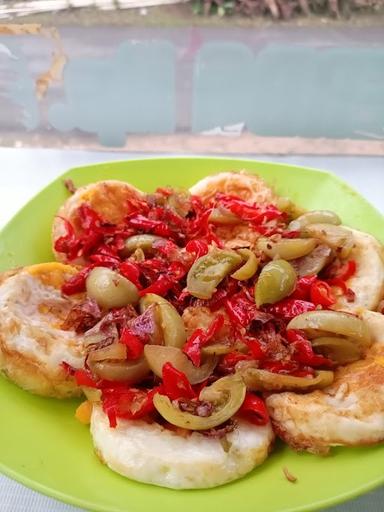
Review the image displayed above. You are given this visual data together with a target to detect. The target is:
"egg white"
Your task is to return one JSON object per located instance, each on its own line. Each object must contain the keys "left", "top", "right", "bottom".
{"left": 334, "top": 228, "right": 384, "bottom": 313}
{"left": 189, "top": 171, "right": 277, "bottom": 205}
{"left": 91, "top": 405, "right": 274, "bottom": 489}
{"left": 0, "top": 264, "right": 85, "bottom": 398}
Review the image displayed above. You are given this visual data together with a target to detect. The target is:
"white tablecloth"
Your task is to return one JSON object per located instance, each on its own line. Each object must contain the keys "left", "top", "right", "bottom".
{"left": 0, "top": 148, "right": 383, "bottom": 512}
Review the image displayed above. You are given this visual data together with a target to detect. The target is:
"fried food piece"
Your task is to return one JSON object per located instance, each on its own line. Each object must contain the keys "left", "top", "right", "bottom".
{"left": 52, "top": 180, "right": 144, "bottom": 264}
{"left": 266, "top": 311, "right": 384, "bottom": 454}
{"left": 0, "top": 263, "right": 86, "bottom": 398}
{"left": 189, "top": 171, "right": 278, "bottom": 250}
{"left": 91, "top": 405, "right": 274, "bottom": 489}
{"left": 334, "top": 228, "right": 384, "bottom": 313}
{"left": 189, "top": 171, "right": 278, "bottom": 205}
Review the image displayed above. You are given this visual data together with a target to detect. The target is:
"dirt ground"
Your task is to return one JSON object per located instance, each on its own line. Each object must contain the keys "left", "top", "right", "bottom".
{"left": 4, "top": 3, "right": 384, "bottom": 27}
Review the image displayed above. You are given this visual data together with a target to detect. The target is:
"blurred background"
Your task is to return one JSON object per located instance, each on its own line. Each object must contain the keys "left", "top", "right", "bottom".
{"left": 0, "top": 0, "right": 383, "bottom": 155}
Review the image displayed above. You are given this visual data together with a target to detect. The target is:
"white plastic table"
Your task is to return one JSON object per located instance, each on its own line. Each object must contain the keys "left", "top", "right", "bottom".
{"left": 0, "top": 148, "right": 383, "bottom": 512}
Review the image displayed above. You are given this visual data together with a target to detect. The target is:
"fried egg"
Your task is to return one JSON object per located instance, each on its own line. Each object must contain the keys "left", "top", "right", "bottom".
{"left": 91, "top": 405, "right": 274, "bottom": 489}
{"left": 266, "top": 310, "right": 384, "bottom": 454}
{"left": 52, "top": 179, "right": 144, "bottom": 264}
{"left": 189, "top": 171, "right": 277, "bottom": 205}
{"left": 189, "top": 171, "right": 278, "bottom": 250}
{"left": 334, "top": 228, "right": 384, "bottom": 313}
{"left": 0, "top": 262, "right": 86, "bottom": 398}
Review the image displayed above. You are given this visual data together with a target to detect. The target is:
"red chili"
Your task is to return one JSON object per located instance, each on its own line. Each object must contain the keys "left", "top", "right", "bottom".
{"left": 218, "top": 352, "right": 253, "bottom": 374}
{"left": 217, "top": 195, "right": 282, "bottom": 224}
{"left": 310, "top": 280, "right": 336, "bottom": 308}
{"left": 61, "top": 265, "right": 95, "bottom": 295}
{"left": 224, "top": 291, "right": 256, "bottom": 328}
{"left": 102, "top": 387, "right": 158, "bottom": 428}
{"left": 286, "top": 329, "right": 333, "bottom": 367}
{"left": 334, "top": 260, "right": 357, "bottom": 281}
{"left": 153, "top": 239, "right": 180, "bottom": 258}
{"left": 120, "top": 328, "right": 144, "bottom": 360}
{"left": 119, "top": 261, "right": 142, "bottom": 289}
{"left": 139, "top": 274, "right": 173, "bottom": 297}
{"left": 290, "top": 275, "right": 317, "bottom": 301}
{"left": 128, "top": 214, "right": 173, "bottom": 238}
{"left": 261, "top": 360, "right": 299, "bottom": 374}
{"left": 264, "top": 299, "right": 316, "bottom": 320}
{"left": 326, "top": 277, "right": 348, "bottom": 294}
{"left": 246, "top": 339, "right": 265, "bottom": 360}
{"left": 187, "top": 208, "right": 212, "bottom": 239}
{"left": 73, "top": 369, "right": 98, "bottom": 388}
{"left": 161, "top": 362, "right": 196, "bottom": 400}
{"left": 239, "top": 393, "right": 269, "bottom": 426}
{"left": 183, "top": 314, "right": 224, "bottom": 367}
{"left": 139, "top": 261, "right": 186, "bottom": 297}
{"left": 185, "top": 239, "right": 209, "bottom": 260}
{"left": 77, "top": 203, "right": 102, "bottom": 232}
{"left": 89, "top": 254, "right": 120, "bottom": 267}
{"left": 54, "top": 217, "right": 80, "bottom": 260}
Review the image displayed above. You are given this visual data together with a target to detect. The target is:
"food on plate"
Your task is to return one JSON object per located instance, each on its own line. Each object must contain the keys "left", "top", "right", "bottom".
{"left": 332, "top": 229, "right": 384, "bottom": 313}
{"left": 91, "top": 405, "right": 273, "bottom": 489}
{"left": 52, "top": 180, "right": 144, "bottom": 265}
{"left": 0, "top": 262, "right": 86, "bottom": 398}
{"left": 2, "top": 169, "right": 384, "bottom": 489}
{"left": 266, "top": 310, "right": 384, "bottom": 454}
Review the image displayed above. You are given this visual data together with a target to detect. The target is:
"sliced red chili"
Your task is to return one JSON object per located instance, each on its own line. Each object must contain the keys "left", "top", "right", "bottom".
{"left": 218, "top": 352, "right": 252, "bottom": 374}
{"left": 161, "top": 362, "right": 196, "bottom": 400}
{"left": 326, "top": 277, "right": 348, "bottom": 294}
{"left": 102, "top": 387, "right": 158, "bottom": 428}
{"left": 290, "top": 275, "right": 317, "bottom": 301}
{"left": 74, "top": 369, "right": 98, "bottom": 388}
{"left": 183, "top": 314, "right": 225, "bottom": 367}
{"left": 261, "top": 360, "right": 299, "bottom": 374}
{"left": 264, "top": 298, "right": 316, "bottom": 320}
{"left": 224, "top": 291, "right": 257, "bottom": 328}
{"left": 128, "top": 214, "right": 173, "bottom": 238}
{"left": 310, "top": 280, "right": 336, "bottom": 308}
{"left": 139, "top": 261, "right": 186, "bottom": 297}
{"left": 239, "top": 393, "right": 269, "bottom": 426}
{"left": 77, "top": 203, "right": 102, "bottom": 232}
{"left": 61, "top": 265, "right": 95, "bottom": 295}
{"left": 334, "top": 260, "right": 357, "bottom": 281}
{"left": 89, "top": 253, "right": 120, "bottom": 267}
{"left": 286, "top": 329, "right": 333, "bottom": 367}
{"left": 139, "top": 274, "right": 173, "bottom": 297}
{"left": 120, "top": 328, "right": 144, "bottom": 360}
{"left": 54, "top": 217, "right": 80, "bottom": 260}
{"left": 185, "top": 239, "right": 209, "bottom": 260}
{"left": 119, "top": 261, "right": 142, "bottom": 289}
{"left": 246, "top": 339, "right": 265, "bottom": 360}
{"left": 217, "top": 194, "right": 283, "bottom": 224}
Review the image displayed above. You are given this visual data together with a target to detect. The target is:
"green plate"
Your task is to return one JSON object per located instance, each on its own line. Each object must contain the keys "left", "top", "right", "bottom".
{"left": 0, "top": 157, "right": 383, "bottom": 512}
